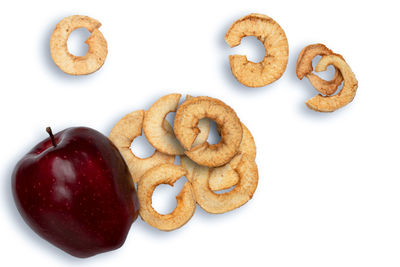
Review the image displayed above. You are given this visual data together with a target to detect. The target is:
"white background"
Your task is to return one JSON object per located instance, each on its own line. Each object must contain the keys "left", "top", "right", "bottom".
{"left": 1, "top": 0, "right": 399, "bottom": 266}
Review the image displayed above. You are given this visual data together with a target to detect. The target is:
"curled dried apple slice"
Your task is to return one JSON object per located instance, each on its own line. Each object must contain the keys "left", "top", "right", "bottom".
{"left": 296, "top": 43, "right": 344, "bottom": 95}
{"left": 306, "top": 55, "right": 358, "bottom": 112}
{"left": 225, "top": 13, "right": 289, "bottom": 87}
{"left": 138, "top": 164, "right": 196, "bottom": 231}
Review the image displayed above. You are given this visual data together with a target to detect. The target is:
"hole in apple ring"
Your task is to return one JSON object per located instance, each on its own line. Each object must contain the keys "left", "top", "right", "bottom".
{"left": 66, "top": 27, "right": 90, "bottom": 57}
{"left": 206, "top": 120, "right": 221, "bottom": 145}
{"left": 130, "top": 132, "right": 155, "bottom": 159}
{"left": 306, "top": 55, "right": 358, "bottom": 112}
{"left": 229, "top": 36, "right": 266, "bottom": 63}
{"left": 152, "top": 175, "right": 187, "bottom": 215}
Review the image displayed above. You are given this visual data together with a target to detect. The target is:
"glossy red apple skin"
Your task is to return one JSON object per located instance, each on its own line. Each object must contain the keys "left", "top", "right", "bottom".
{"left": 12, "top": 127, "right": 139, "bottom": 258}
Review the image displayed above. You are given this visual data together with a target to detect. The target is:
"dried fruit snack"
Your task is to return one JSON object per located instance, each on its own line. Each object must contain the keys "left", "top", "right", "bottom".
{"left": 50, "top": 15, "right": 107, "bottom": 75}
{"left": 137, "top": 164, "right": 196, "bottom": 231}
{"left": 174, "top": 96, "right": 243, "bottom": 167}
{"left": 296, "top": 44, "right": 344, "bottom": 95}
{"left": 225, "top": 13, "right": 289, "bottom": 87}
{"left": 305, "top": 55, "right": 358, "bottom": 112}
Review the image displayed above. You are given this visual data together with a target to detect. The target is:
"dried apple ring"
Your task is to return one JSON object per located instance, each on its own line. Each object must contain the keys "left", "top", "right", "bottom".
{"left": 296, "top": 44, "right": 344, "bottom": 95}
{"left": 306, "top": 55, "right": 358, "bottom": 112}
{"left": 109, "top": 110, "right": 174, "bottom": 183}
{"left": 138, "top": 164, "right": 196, "bottom": 231}
{"left": 191, "top": 155, "right": 258, "bottom": 214}
{"left": 174, "top": 96, "right": 242, "bottom": 167}
{"left": 225, "top": 13, "right": 289, "bottom": 87}
{"left": 143, "top": 94, "right": 210, "bottom": 155}
{"left": 50, "top": 15, "right": 108, "bottom": 75}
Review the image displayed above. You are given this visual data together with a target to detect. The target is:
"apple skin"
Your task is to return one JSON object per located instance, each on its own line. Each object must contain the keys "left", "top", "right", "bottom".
{"left": 12, "top": 127, "right": 139, "bottom": 258}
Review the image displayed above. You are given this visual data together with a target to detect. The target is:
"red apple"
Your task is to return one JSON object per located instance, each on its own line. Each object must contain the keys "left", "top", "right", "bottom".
{"left": 12, "top": 127, "right": 139, "bottom": 258}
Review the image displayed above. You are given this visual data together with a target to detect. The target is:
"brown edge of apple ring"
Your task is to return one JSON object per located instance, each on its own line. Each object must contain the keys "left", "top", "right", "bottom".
{"left": 137, "top": 164, "right": 196, "bottom": 231}
{"left": 50, "top": 15, "right": 108, "bottom": 75}
{"left": 296, "top": 43, "right": 344, "bottom": 95}
{"left": 109, "top": 110, "right": 175, "bottom": 183}
{"left": 174, "top": 96, "right": 242, "bottom": 167}
{"left": 190, "top": 154, "right": 258, "bottom": 214}
{"left": 225, "top": 13, "right": 289, "bottom": 87}
{"left": 306, "top": 55, "right": 358, "bottom": 112}
{"left": 143, "top": 94, "right": 211, "bottom": 156}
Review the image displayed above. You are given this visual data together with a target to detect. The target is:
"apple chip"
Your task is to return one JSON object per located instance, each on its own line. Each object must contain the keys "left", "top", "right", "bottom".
{"left": 138, "top": 164, "right": 196, "bottom": 231}
{"left": 296, "top": 44, "right": 344, "bottom": 95}
{"left": 50, "top": 15, "right": 107, "bottom": 75}
{"left": 225, "top": 13, "right": 289, "bottom": 87}
{"left": 174, "top": 96, "right": 242, "bottom": 167}
{"left": 306, "top": 55, "right": 358, "bottom": 112}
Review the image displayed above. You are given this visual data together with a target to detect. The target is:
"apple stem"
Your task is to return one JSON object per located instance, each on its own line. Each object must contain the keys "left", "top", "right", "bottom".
{"left": 46, "top": 127, "right": 57, "bottom": 148}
